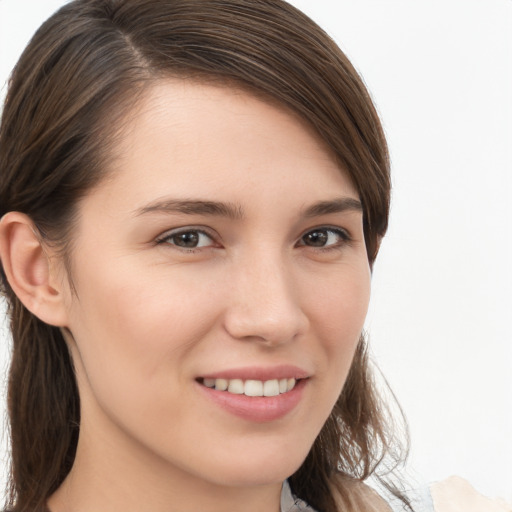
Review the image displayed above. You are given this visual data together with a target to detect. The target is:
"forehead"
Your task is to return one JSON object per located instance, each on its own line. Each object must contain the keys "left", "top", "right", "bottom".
{"left": 93, "top": 78, "right": 358, "bottom": 211}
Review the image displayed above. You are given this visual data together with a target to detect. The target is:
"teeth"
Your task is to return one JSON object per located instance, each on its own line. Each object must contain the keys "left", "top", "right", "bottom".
{"left": 227, "top": 379, "right": 244, "bottom": 394}
{"left": 204, "top": 377, "right": 298, "bottom": 396}
{"left": 203, "top": 378, "right": 216, "bottom": 388}
{"left": 244, "top": 380, "right": 263, "bottom": 396}
{"left": 214, "top": 378, "right": 228, "bottom": 391}
{"left": 263, "top": 379, "right": 280, "bottom": 396}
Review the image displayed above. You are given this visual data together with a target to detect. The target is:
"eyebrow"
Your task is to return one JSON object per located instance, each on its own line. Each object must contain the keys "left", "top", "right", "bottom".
{"left": 134, "top": 199, "right": 244, "bottom": 220}
{"left": 134, "top": 196, "right": 362, "bottom": 220}
{"left": 302, "top": 197, "right": 363, "bottom": 217}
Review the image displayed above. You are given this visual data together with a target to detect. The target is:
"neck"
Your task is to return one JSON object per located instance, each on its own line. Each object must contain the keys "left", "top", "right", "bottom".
{"left": 47, "top": 414, "right": 283, "bottom": 512}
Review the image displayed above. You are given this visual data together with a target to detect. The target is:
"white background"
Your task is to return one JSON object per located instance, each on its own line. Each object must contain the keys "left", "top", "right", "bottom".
{"left": 1, "top": 0, "right": 511, "bottom": 503}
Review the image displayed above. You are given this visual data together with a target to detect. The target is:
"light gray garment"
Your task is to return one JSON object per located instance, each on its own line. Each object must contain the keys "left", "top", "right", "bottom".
{"left": 280, "top": 479, "right": 435, "bottom": 512}
{"left": 280, "top": 480, "right": 318, "bottom": 512}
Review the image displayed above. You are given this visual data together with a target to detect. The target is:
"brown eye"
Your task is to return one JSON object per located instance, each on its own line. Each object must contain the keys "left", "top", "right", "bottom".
{"left": 303, "top": 230, "right": 328, "bottom": 247}
{"left": 161, "top": 230, "right": 215, "bottom": 249}
{"left": 172, "top": 232, "right": 200, "bottom": 248}
{"left": 300, "top": 228, "right": 349, "bottom": 248}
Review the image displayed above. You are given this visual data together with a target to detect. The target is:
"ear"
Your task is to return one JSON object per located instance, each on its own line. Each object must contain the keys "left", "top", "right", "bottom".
{"left": 0, "top": 212, "right": 69, "bottom": 326}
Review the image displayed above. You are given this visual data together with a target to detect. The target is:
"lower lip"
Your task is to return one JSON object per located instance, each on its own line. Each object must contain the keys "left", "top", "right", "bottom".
{"left": 197, "top": 379, "right": 307, "bottom": 423}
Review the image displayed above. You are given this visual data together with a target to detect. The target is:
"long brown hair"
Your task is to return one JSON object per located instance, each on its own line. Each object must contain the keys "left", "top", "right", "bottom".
{"left": 0, "top": 1, "right": 409, "bottom": 511}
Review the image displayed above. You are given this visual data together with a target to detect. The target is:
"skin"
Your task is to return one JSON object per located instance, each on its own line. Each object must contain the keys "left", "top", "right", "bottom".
{"left": 39, "top": 80, "right": 372, "bottom": 512}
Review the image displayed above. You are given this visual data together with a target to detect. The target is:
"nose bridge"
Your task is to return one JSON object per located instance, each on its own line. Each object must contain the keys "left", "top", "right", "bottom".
{"left": 223, "top": 246, "right": 307, "bottom": 344}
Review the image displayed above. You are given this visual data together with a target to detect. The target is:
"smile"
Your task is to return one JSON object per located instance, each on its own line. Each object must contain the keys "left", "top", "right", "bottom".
{"left": 197, "top": 369, "right": 308, "bottom": 422}
{"left": 201, "top": 377, "right": 297, "bottom": 397}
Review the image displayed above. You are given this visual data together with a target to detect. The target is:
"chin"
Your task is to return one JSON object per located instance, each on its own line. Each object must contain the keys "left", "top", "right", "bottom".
{"left": 195, "top": 440, "right": 311, "bottom": 488}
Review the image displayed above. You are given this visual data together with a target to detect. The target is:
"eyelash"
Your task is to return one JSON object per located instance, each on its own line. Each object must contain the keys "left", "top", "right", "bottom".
{"left": 156, "top": 226, "right": 352, "bottom": 252}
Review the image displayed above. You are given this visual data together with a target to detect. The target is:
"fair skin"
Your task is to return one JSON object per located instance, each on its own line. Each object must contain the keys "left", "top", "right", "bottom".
{"left": 0, "top": 81, "right": 371, "bottom": 512}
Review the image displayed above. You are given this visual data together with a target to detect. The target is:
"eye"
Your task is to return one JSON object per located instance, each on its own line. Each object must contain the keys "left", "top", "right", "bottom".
{"left": 157, "top": 229, "right": 216, "bottom": 250}
{"left": 298, "top": 227, "right": 350, "bottom": 249}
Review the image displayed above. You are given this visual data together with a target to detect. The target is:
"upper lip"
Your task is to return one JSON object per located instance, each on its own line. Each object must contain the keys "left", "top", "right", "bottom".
{"left": 199, "top": 365, "right": 310, "bottom": 381}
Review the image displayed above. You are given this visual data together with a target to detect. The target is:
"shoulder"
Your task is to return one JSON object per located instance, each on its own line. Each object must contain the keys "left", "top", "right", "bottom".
{"left": 329, "top": 474, "right": 392, "bottom": 512}
{"left": 430, "top": 476, "right": 512, "bottom": 512}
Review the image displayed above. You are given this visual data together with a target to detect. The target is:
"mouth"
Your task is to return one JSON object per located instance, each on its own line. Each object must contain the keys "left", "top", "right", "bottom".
{"left": 197, "top": 377, "right": 299, "bottom": 397}
{"left": 196, "top": 368, "right": 309, "bottom": 421}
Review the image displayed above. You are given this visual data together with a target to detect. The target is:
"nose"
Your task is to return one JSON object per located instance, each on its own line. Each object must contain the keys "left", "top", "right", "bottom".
{"left": 223, "top": 251, "right": 309, "bottom": 345}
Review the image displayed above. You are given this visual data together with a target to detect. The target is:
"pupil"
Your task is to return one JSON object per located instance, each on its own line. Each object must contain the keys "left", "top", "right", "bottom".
{"left": 305, "top": 230, "right": 327, "bottom": 246}
{"left": 176, "top": 232, "right": 199, "bottom": 247}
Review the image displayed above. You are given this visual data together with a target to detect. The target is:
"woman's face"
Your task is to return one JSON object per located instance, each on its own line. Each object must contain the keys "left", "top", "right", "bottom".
{"left": 60, "top": 80, "right": 371, "bottom": 488}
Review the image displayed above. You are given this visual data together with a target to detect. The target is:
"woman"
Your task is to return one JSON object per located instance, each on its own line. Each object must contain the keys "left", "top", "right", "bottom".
{"left": 0, "top": 1, "right": 506, "bottom": 512}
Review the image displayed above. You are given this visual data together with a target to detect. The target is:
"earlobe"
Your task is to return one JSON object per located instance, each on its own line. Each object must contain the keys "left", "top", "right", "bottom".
{"left": 0, "top": 212, "right": 69, "bottom": 327}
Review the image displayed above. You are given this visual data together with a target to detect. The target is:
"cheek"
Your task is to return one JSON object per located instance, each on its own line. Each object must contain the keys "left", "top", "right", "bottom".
{"left": 305, "top": 262, "right": 371, "bottom": 386}
{"left": 64, "top": 263, "right": 230, "bottom": 455}
{"left": 66, "top": 260, "right": 223, "bottom": 400}
{"left": 309, "top": 262, "right": 370, "bottom": 341}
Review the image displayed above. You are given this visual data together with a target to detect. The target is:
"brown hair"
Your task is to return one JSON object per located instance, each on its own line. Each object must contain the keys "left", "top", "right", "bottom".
{"left": 0, "top": 1, "right": 409, "bottom": 511}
